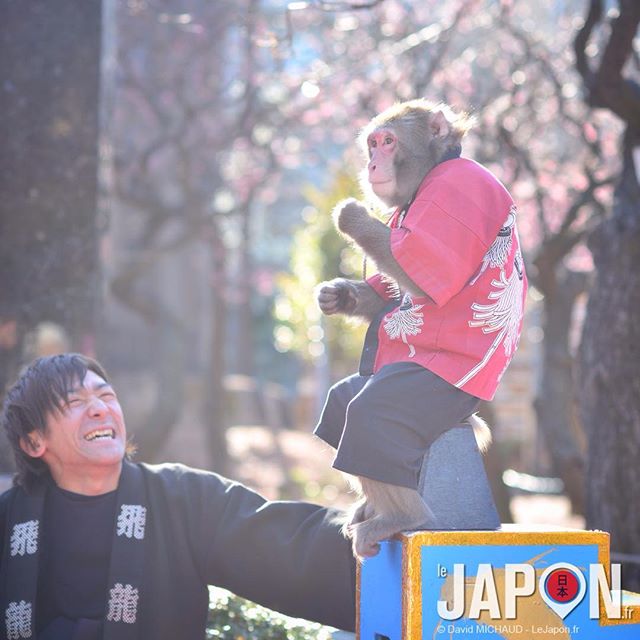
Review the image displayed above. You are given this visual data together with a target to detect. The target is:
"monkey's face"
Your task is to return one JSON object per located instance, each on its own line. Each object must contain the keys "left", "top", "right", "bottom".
{"left": 361, "top": 103, "right": 466, "bottom": 209}
{"left": 366, "top": 127, "right": 399, "bottom": 205}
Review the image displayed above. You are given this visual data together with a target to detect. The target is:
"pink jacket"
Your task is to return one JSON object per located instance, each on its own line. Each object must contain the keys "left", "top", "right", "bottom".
{"left": 366, "top": 158, "right": 528, "bottom": 401}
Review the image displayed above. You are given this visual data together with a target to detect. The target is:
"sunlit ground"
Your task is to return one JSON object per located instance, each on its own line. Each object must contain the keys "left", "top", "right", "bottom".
{"left": 510, "top": 494, "right": 585, "bottom": 529}
{"left": 226, "top": 425, "right": 586, "bottom": 530}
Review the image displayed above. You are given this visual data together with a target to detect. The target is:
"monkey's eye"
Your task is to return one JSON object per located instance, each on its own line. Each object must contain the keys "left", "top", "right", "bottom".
{"left": 369, "top": 139, "right": 377, "bottom": 148}
{"left": 384, "top": 136, "right": 394, "bottom": 145}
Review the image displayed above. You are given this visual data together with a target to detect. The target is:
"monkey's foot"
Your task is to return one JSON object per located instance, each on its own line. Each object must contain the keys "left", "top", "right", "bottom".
{"left": 350, "top": 515, "right": 401, "bottom": 560}
{"left": 342, "top": 499, "right": 376, "bottom": 540}
{"left": 350, "top": 509, "right": 440, "bottom": 560}
{"left": 351, "top": 521, "right": 382, "bottom": 560}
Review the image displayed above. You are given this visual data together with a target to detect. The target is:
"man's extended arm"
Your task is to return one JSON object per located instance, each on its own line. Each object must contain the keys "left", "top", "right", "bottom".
{"left": 151, "top": 464, "right": 356, "bottom": 632}
{"left": 208, "top": 484, "right": 356, "bottom": 631}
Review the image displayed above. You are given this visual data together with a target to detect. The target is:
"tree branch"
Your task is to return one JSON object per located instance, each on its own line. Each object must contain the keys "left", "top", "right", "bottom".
{"left": 573, "top": 0, "right": 603, "bottom": 85}
{"left": 574, "top": 1, "right": 640, "bottom": 125}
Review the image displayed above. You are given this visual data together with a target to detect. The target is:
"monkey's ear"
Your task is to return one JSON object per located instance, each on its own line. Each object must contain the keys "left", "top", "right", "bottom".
{"left": 429, "top": 110, "right": 450, "bottom": 139}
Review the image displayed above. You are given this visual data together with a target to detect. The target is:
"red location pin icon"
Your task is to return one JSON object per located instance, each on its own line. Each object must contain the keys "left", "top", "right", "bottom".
{"left": 539, "top": 563, "right": 587, "bottom": 619}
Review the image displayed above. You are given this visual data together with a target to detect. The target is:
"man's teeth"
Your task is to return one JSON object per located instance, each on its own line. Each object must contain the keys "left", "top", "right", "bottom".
{"left": 84, "top": 429, "right": 115, "bottom": 441}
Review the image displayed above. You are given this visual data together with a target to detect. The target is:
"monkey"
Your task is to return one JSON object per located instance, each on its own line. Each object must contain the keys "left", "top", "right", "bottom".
{"left": 313, "top": 100, "right": 528, "bottom": 560}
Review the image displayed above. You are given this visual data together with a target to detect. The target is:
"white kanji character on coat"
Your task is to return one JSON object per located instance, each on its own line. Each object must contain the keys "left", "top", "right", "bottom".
{"left": 10, "top": 521, "right": 38, "bottom": 557}
{"left": 5, "top": 600, "right": 32, "bottom": 639}
{"left": 116, "top": 504, "right": 146, "bottom": 540}
{"left": 107, "top": 583, "right": 139, "bottom": 624}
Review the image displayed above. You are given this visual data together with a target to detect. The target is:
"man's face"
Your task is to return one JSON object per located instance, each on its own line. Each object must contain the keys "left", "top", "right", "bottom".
{"left": 25, "top": 370, "right": 127, "bottom": 489}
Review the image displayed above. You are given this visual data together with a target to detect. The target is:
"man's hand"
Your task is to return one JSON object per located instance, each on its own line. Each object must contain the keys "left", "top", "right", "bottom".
{"left": 332, "top": 199, "right": 371, "bottom": 239}
{"left": 316, "top": 279, "right": 358, "bottom": 315}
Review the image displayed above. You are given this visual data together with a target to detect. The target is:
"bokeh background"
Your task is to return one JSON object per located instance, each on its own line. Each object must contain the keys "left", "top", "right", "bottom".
{"left": 1, "top": 0, "right": 639, "bottom": 589}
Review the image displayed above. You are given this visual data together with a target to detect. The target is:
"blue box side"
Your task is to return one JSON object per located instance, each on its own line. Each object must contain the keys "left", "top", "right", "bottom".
{"left": 359, "top": 539, "right": 404, "bottom": 640}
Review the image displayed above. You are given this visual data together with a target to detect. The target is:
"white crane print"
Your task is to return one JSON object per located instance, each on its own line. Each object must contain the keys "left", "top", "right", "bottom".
{"left": 456, "top": 252, "right": 525, "bottom": 388}
{"left": 469, "top": 205, "right": 517, "bottom": 286}
{"left": 383, "top": 293, "right": 424, "bottom": 357}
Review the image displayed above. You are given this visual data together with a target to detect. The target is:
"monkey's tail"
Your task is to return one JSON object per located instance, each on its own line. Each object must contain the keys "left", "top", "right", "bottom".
{"left": 469, "top": 413, "right": 492, "bottom": 453}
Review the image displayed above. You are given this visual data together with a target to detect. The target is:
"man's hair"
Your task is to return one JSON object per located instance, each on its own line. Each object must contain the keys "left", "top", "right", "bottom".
{"left": 2, "top": 353, "right": 111, "bottom": 490}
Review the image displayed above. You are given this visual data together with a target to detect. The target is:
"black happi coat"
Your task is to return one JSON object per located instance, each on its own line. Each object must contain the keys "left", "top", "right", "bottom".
{"left": 0, "top": 461, "right": 356, "bottom": 639}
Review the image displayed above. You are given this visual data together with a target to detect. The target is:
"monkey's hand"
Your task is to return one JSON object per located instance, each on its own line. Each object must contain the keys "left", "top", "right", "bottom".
{"left": 316, "top": 278, "right": 358, "bottom": 315}
{"left": 333, "top": 199, "right": 430, "bottom": 301}
{"left": 332, "top": 198, "right": 372, "bottom": 240}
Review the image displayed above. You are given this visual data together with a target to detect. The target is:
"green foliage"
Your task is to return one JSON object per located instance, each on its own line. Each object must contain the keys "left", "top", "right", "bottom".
{"left": 274, "top": 170, "right": 368, "bottom": 376}
{"left": 207, "top": 588, "right": 334, "bottom": 640}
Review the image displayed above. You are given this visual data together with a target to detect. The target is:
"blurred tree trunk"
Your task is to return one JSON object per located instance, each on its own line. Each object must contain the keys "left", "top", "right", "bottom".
{"left": 575, "top": 0, "right": 640, "bottom": 589}
{"left": 0, "top": 0, "right": 104, "bottom": 467}
{"left": 496, "top": 7, "right": 617, "bottom": 517}
{"left": 230, "top": 207, "right": 256, "bottom": 377}
{"left": 479, "top": 401, "right": 513, "bottom": 524}
{"left": 533, "top": 268, "right": 587, "bottom": 514}
{"left": 0, "top": 0, "right": 103, "bottom": 356}
{"left": 206, "top": 226, "right": 231, "bottom": 475}
{"left": 110, "top": 262, "right": 188, "bottom": 461}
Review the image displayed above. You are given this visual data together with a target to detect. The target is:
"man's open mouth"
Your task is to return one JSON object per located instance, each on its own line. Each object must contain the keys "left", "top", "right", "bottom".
{"left": 84, "top": 428, "right": 115, "bottom": 441}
